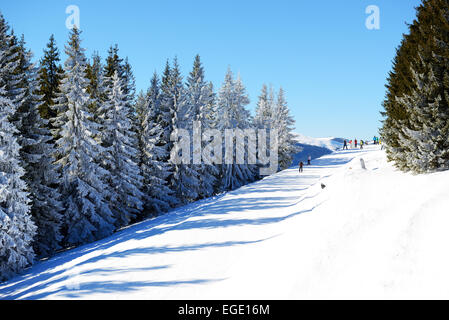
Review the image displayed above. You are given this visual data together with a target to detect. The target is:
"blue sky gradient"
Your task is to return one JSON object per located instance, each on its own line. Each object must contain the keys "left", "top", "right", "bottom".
{"left": 1, "top": 0, "right": 422, "bottom": 139}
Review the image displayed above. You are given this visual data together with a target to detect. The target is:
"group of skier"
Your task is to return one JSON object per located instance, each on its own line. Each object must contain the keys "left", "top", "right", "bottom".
{"left": 298, "top": 155, "right": 312, "bottom": 173}
{"left": 298, "top": 137, "right": 382, "bottom": 174}
{"left": 343, "top": 139, "right": 362, "bottom": 150}
{"left": 372, "top": 136, "right": 381, "bottom": 145}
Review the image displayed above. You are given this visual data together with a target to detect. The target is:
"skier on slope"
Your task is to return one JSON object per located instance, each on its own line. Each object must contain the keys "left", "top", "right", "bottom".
{"left": 307, "top": 155, "right": 311, "bottom": 165}
{"left": 343, "top": 140, "right": 348, "bottom": 150}
{"left": 355, "top": 139, "right": 358, "bottom": 148}
{"left": 299, "top": 161, "right": 304, "bottom": 173}
{"left": 360, "top": 140, "right": 364, "bottom": 149}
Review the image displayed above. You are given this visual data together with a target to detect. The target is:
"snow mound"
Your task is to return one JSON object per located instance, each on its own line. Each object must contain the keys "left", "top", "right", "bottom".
{"left": 295, "top": 148, "right": 449, "bottom": 299}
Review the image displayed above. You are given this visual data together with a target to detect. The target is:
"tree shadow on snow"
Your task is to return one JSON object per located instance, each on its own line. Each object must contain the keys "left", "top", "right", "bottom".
{"left": 0, "top": 199, "right": 322, "bottom": 300}
{"left": 0, "top": 153, "right": 350, "bottom": 299}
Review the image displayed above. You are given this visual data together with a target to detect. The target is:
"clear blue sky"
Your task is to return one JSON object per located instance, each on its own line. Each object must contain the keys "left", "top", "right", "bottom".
{"left": 1, "top": 0, "right": 422, "bottom": 139}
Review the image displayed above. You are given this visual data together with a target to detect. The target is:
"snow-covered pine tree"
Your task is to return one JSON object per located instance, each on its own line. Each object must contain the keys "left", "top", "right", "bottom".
{"left": 169, "top": 57, "right": 201, "bottom": 204}
{"left": 394, "top": 68, "right": 436, "bottom": 173}
{"left": 206, "top": 82, "right": 218, "bottom": 124}
{"left": 120, "top": 57, "right": 137, "bottom": 125}
{"left": 99, "top": 72, "right": 144, "bottom": 227}
{"left": 122, "top": 57, "right": 136, "bottom": 105}
{"left": 135, "top": 90, "right": 147, "bottom": 138}
{"left": 9, "top": 35, "right": 63, "bottom": 258}
{"left": 104, "top": 45, "right": 123, "bottom": 80}
{"left": 0, "top": 89, "right": 36, "bottom": 281}
{"left": 380, "top": 38, "right": 412, "bottom": 171}
{"left": 234, "top": 74, "right": 258, "bottom": 181}
{"left": 85, "top": 52, "right": 106, "bottom": 120}
{"left": 158, "top": 60, "right": 176, "bottom": 163}
{"left": 253, "top": 84, "right": 275, "bottom": 176}
{"left": 36, "top": 34, "right": 64, "bottom": 122}
{"left": 134, "top": 90, "right": 147, "bottom": 168}
{"left": 140, "top": 72, "right": 178, "bottom": 214}
{"left": 217, "top": 68, "right": 255, "bottom": 191}
{"left": 90, "top": 49, "right": 143, "bottom": 226}
{"left": 103, "top": 47, "right": 141, "bottom": 176}
{"left": 85, "top": 53, "right": 111, "bottom": 174}
{"left": 394, "top": 49, "right": 449, "bottom": 173}
{"left": 0, "top": 13, "right": 36, "bottom": 280}
{"left": 381, "top": 0, "right": 449, "bottom": 172}
{"left": 185, "top": 55, "right": 218, "bottom": 198}
{"left": 204, "top": 80, "right": 221, "bottom": 194}
{"left": 54, "top": 28, "right": 115, "bottom": 246}
{"left": 233, "top": 74, "right": 253, "bottom": 128}
{"left": 272, "top": 87, "right": 298, "bottom": 171}
{"left": 103, "top": 46, "right": 136, "bottom": 117}
{"left": 121, "top": 58, "right": 142, "bottom": 172}
{"left": 254, "top": 84, "right": 272, "bottom": 129}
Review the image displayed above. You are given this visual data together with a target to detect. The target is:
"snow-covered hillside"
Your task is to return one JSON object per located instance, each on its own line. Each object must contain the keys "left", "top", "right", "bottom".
{"left": 2, "top": 145, "right": 449, "bottom": 299}
{"left": 292, "top": 133, "right": 344, "bottom": 165}
{"left": 293, "top": 133, "right": 344, "bottom": 151}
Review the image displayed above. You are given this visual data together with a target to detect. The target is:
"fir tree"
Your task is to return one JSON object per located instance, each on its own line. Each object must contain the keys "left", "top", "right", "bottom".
{"left": 0, "top": 89, "right": 36, "bottom": 281}
{"left": 381, "top": 0, "right": 449, "bottom": 172}
{"left": 140, "top": 72, "right": 177, "bottom": 214}
{"left": 169, "top": 57, "right": 201, "bottom": 204}
{"left": 185, "top": 55, "right": 218, "bottom": 198}
{"left": 121, "top": 57, "right": 141, "bottom": 168}
{"left": 54, "top": 28, "right": 115, "bottom": 246}
{"left": 156, "top": 60, "right": 177, "bottom": 200}
{"left": 159, "top": 60, "right": 176, "bottom": 151}
{"left": 99, "top": 72, "right": 144, "bottom": 227}
{"left": 85, "top": 52, "right": 106, "bottom": 119}
{"left": 254, "top": 84, "right": 272, "bottom": 129}
{"left": 122, "top": 57, "right": 136, "bottom": 103}
{"left": 104, "top": 45, "right": 136, "bottom": 108}
{"left": 217, "top": 68, "right": 255, "bottom": 191}
{"left": 0, "top": 13, "right": 36, "bottom": 280}
{"left": 103, "top": 46, "right": 140, "bottom": 168}
{"left": 272, "top": 87, "right": 298, "bottom": 170}
{"left": 134, "top": 90, "right": 147, "bottom": 169}
{"left": 36, "top": 34, "right": 64, "bottom": 121}
{"left": 254, "top": 84, "right": 275, "bottom": 176}
{"left": 134, "top": 90, "right": 147, "bottom": 137}
{"left": 10, "top": 35, "right": 63, "bottom": 258}
{"left": 104, "top": 45, "right": 123, "bottom": 79}
{"left": 380, "top": 39, "right": 413, "bottom": 170}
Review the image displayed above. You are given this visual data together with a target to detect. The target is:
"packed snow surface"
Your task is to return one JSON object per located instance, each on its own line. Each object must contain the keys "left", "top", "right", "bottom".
{"left": 2, "top": 145, "right": 449, "bottom": 299}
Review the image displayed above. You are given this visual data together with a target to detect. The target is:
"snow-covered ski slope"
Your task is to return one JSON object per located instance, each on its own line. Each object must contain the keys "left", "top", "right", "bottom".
{"left": 2, "top": 145, "right": 449, "bottom": 299}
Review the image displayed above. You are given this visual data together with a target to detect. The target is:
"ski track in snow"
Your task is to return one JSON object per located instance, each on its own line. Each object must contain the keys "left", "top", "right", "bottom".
{"left": 2, "top": 145, "right": 449, "bottom": 299}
